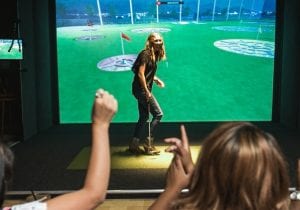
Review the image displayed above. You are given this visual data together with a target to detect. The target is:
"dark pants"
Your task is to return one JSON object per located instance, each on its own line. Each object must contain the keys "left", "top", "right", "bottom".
{"left": 133, "top": 92, "right": 163, "bottom": 140}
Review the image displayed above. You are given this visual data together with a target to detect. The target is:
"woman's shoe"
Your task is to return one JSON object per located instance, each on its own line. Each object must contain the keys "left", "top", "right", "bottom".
{"left": 143, "top": 137, "right": 160, "bottom": 155}
{"left": 128, "top": 137, "right": 144, "bottom": 154}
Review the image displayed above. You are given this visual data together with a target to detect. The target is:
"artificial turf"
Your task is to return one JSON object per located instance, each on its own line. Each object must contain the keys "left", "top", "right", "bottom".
{"left": 57, "top": 20, "right": 275, "bottom": 123}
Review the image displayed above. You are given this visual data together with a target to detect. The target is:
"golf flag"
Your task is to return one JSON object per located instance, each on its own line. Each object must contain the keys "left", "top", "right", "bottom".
{"left": 120, "top": 32, "right": 131, "bottom": 55}
{"left": 121, "top": 32, "right": 131, "bottom": 41}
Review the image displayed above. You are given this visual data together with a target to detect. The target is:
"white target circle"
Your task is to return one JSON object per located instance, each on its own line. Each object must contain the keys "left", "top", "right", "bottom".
{"left": 214, "top": 39, "right": 274, "bottom": 58}
{"left": 97, "top": 54, "right": 137, "bottom": 72}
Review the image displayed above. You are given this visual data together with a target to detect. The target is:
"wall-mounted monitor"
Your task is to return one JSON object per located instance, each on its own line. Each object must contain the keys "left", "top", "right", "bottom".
{"left": 56, "top": 0, "right": 277, "bottom": 123}
{"left": 0, "top": 39, "right": 23, "bottom": 60}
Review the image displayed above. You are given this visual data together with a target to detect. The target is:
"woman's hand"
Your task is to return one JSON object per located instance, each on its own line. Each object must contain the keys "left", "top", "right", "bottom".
{"left": 165, "top": 155, "right": 192, "bottom": 193}
{"left": 154, "top": 77, "right": 165, "bottom": 88}
{"left": 164, "top": 125, "right": 194, "bottom": 175}
{"left": 149, "top": 126, "right": 193, "bottom": 210}
{"left": 145, "top": 90, "right": 152, "bottom": 101}
{"left": 92, "top": 89, "right": 118, "bottom": 126}
{"left": 148, "top": 154, "right": 192, "bottom": 210}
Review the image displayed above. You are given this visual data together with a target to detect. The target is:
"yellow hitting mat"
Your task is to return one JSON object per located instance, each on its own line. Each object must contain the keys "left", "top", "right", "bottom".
{"left": 67, "top": 146, "right": 201, "bottom": 170}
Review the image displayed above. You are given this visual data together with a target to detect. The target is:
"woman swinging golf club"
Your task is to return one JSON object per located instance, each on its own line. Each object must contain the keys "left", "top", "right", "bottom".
{"left": 129, "top": 32, "right": 166, "bottom": 155}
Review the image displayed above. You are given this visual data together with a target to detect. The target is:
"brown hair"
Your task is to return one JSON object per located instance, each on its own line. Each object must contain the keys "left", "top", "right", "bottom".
{"left": 175, "top": 122, "right": 290, "bottom": 210}
{"left": 145, "top": 32, "right": 166, "bottom": 62}
{"left": 0, "top": 143, "right": 14, "bottom": 206}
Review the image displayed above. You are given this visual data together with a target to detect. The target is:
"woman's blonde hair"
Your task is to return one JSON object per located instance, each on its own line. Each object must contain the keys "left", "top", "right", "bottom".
{"left": 175, "top": 122, "right": 290, "bottom": 210}
{"left": 145, "top": 32, "right": 166, "bottom": 62}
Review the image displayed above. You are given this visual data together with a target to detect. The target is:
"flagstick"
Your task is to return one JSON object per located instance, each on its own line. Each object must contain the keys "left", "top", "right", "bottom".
{"left": 256, "top": 24, "right": 262, "bottom": 40}
{"left": 120, "top": 33, "right": 125, "bottom": 55}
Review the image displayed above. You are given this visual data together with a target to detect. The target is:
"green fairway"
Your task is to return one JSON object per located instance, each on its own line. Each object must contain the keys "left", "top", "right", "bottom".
{"left": 57, "top": 21, "right": 275, "bottom": 123}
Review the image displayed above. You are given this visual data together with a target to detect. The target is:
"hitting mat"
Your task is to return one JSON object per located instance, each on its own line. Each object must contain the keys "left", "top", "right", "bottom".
{"left": 67, "top": 146, "right": 201, "bottom": 170}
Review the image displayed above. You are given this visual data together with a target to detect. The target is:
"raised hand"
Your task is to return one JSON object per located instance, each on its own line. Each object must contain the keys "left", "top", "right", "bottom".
{"left": 92, "top": 89, "right": 118, "bottom": 125}
{"left": 165, "top": 155, "right": 192, "bottom": 192}
{"left": 164, "top": 125, "right": 194, "bottom": 174}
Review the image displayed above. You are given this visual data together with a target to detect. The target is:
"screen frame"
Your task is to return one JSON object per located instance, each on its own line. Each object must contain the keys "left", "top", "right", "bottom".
{"left": 52, "top": 0, "right": 282, "bottom": 125}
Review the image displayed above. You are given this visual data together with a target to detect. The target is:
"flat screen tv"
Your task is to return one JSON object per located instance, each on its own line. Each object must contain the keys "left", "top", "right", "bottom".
{"left": 56, "top": 0, "right": 277, "bottom": 123}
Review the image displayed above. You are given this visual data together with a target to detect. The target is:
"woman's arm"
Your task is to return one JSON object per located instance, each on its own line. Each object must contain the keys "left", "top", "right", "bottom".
{"left": 149, "top": 126, "right": 194, "bottom": 210}
{"left": 165, "top": 125, "right": 194, "bottom": 174}
{"left": 154, "top": 76, "right": 165, "bottom": 88}
{"left": 46, "top": 89, "right": 117, "bottom": 210}
{"left": 137, "top": 63, "right": 151, "bottom": 99}
{"left": 149, "top": 156, "right": 191, "bottom": 210}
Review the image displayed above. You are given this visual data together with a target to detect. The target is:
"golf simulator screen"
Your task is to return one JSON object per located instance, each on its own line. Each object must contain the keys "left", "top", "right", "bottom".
{"left": 56, "top": 0, "right": 277, "bottom": 123}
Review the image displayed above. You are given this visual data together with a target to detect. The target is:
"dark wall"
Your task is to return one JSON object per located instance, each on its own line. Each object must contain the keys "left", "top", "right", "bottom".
{"left": 279, "top": 0, "right": 300, "bottom": 129}
{"left": 16, "top": 0, "right": 300, "bottom": 139}
{"left": 18, "top": 0, "right": 57, "bottom": 139}
{"left": 0, "top": 1, "right": 18, "bottom": 39}
{"left": 0, "top": 0, "right": 23, "bottom": 139}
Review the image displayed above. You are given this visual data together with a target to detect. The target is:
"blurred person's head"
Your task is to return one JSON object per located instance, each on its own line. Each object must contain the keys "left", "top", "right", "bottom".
{"left": 177, "top": 122, "right": 290, "bottom": 210}
{"left": 145, "top": 32, "right": 166, "bottom": 61}
{"left": 0, "top": 143, "right": 14, "bottom": 206}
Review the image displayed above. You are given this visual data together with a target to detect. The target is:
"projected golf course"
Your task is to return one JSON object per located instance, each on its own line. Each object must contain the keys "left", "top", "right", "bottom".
{"left": 57, "top": 20, "right": 275, "bottom": 123}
